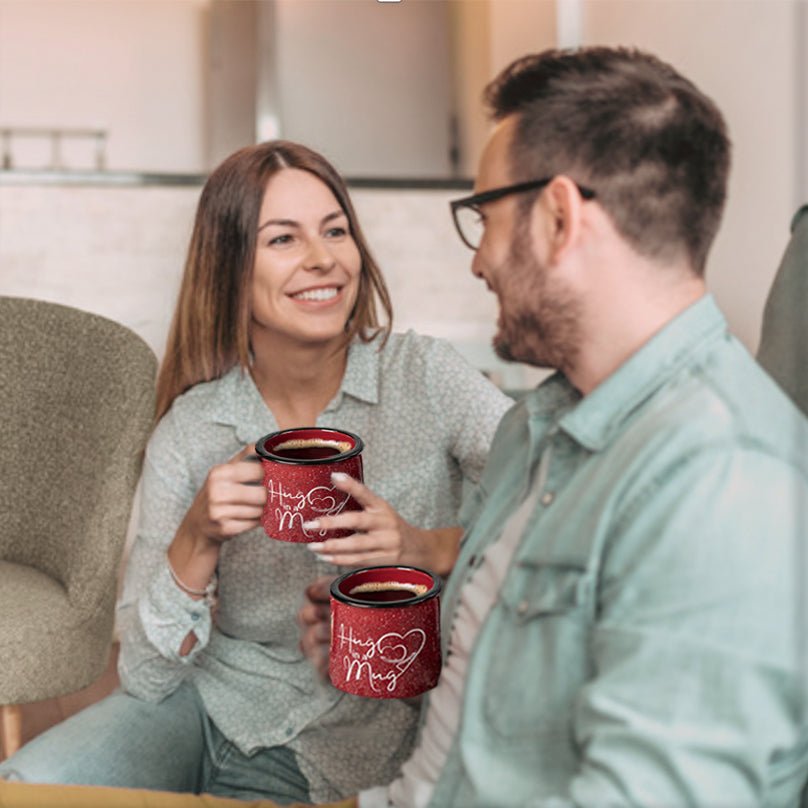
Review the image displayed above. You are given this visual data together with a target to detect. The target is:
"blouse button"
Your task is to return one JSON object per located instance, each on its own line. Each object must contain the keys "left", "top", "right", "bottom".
{"left": 540, "top": 491, "right": 555, "bottom": 506}
{"left": 517, "top": 600, "right": 530, "bottom": 615}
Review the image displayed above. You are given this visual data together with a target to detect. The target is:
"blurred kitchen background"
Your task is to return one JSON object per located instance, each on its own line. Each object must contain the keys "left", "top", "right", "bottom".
{"left": 0, "top": 0, "right": 804, "bottom": 392}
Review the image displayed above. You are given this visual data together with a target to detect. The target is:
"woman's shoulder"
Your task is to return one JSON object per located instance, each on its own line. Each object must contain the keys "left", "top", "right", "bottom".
{"left": 155, "top": 365, "right": 244, "bottom": 437}
{"left": 375, "top": 330, "right": 511, "bottom": 407}
{"left": 376, "top": 329, "right": 469, "bottom": 369}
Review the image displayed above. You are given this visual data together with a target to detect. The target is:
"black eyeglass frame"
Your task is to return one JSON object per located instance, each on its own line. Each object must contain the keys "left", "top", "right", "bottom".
{"left": 449, "top": 176, "right": 596, "bottom": 250}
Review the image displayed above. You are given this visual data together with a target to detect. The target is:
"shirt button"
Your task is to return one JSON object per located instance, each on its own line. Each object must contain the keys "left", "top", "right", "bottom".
{"left": 468, "top": 554, "right": 477, "bottom": 567}
{"left": 285, "top": 727, "right": 294, "bottom": 737}
{"left": 540, "top": 491, "right": 555, "bottom": 506}
{"left": 190, "top": 612, "right": 200, "bottom": 622}
{"left": 517, "top": 600, "right": 530, "bottom": 615}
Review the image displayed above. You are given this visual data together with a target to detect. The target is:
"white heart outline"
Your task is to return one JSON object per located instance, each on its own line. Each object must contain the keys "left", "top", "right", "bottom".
{"left": 375, "top": 628, "right": 426, "bottom": 674}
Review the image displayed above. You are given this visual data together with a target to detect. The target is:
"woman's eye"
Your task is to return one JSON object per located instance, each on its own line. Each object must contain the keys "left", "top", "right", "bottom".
{"left": 268, "top": 233, "right": 294, "bottom": 246}
{"left": 325, "top": 226, "right": 348, "bottom": 239}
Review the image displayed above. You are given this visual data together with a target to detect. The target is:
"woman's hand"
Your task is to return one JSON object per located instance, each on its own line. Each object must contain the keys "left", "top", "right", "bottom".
{"left": 298, "top": 575, "right": 335, "bottom": 679}
{"left": 168, "top": 446, "right": 267, "bottom": 590}
{"left": 303, "top": 473, "right": 461, "bottom": 576}
{"left": 176, "top": 444, "right": 266, "bottom": 553}
{"left": 167, "top": 444, "right": 266, "bottom": 658}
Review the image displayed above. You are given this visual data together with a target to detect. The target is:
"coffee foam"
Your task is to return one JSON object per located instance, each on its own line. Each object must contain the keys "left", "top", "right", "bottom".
{"left": 273, "top": 438, "right": 352, "bottom": 454}
{"left": 349, "top": 581, "right": 429, "bottom": 597}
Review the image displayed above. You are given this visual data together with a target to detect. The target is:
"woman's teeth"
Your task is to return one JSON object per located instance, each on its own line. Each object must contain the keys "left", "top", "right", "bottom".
{"left": 292, "top": 287, "right": 339, "bottom": 302}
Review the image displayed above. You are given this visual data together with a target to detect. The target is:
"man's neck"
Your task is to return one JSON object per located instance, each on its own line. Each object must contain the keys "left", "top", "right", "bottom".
{"left": 566, "top": 266, "right": 707, "bottom": 396}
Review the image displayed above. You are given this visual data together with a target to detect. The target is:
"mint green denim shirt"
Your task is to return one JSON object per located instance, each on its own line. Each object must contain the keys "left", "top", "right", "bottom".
{"left": 429, "top": 295, "right": 808, "bottom": 807}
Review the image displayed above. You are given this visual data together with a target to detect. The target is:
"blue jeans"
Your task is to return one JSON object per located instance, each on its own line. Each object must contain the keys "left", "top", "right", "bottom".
{"left": 0, "top": 683, "right": 309, "bottom": 803}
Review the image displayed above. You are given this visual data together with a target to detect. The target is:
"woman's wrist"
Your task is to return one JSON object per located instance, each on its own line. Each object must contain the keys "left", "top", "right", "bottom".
{"left": 166, "top": 552, "right": 218, "bottom": 606}
{"left": 403, "top": 525, "right": 461, "bottom": 576}
{"left": 167, "top": 524, "right": 221, "bottom": 595}
{"left": 431, "top": 526, "right": 462, "bottom": 577}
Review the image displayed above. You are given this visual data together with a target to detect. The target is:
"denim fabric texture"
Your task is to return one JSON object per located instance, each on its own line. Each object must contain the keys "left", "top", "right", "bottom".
{"left": 424, "top": 296, "right": 808, "bottom": 807}
{"left": 0, "top": 683, "right": 309, "bottom": 803}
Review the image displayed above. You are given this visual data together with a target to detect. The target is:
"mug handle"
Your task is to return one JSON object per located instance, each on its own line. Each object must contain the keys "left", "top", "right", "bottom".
{"left": 245, "top": 452, "right": 263, "bottom": 485}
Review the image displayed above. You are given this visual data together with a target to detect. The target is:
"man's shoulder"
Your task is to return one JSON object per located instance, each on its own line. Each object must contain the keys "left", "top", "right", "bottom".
{"left": 631, "top": 337, "right": 808, "bottom": 472}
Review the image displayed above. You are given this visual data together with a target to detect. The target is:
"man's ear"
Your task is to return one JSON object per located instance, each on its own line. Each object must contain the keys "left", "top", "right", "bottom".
{"left": 530, "top": 175, "right": 585, "bottom": 265}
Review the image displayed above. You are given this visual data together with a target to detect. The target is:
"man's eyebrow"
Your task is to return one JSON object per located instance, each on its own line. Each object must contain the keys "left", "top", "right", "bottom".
{"left": 258, "top": 210, "right": 346, "bottom": 233}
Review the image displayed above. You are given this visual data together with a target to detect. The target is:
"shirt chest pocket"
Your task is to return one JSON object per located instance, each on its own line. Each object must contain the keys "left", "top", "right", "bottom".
{"left": 480, "top": 563, "right": 595, "bottom": 740}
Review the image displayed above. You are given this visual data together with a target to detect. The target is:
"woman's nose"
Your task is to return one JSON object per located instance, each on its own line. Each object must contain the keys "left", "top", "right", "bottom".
{"left": 302, "top": 238, "right": 336, "bottom": 271}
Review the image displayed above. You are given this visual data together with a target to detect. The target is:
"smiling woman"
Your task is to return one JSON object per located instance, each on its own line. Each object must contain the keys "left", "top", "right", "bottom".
{"left": 0, "top": 140, "right": 512, "bottom": 803}
{"left": 155, "top": 141, "right": 394, "bottom": 425}
{"left": 250, "top": 168, "right": 363, "bottom": 380}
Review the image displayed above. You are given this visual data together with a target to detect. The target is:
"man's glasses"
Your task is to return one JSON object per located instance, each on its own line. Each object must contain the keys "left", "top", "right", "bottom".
{"left": 449, "top": 177, "right": 596, "bottom": 251}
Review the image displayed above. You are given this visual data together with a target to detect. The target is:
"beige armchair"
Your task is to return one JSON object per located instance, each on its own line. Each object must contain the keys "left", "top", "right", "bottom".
{"left": 0, "top": 297, "right": 156, "bottom": 760}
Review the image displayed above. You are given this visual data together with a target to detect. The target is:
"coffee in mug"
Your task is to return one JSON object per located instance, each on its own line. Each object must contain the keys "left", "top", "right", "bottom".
{"left": 348, "top": 581, "right": 429, "bottom": 603}
{"left": 271, "top": 437, "right": 353, "bottom": 461}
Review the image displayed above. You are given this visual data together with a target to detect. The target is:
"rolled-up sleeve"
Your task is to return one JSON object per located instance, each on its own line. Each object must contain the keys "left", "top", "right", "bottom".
{"left": 117, "top": 414, "right": 214, "bottom": 702}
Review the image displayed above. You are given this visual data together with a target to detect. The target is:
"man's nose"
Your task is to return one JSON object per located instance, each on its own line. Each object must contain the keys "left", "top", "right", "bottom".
{"left": 470, "top": 248, "right": 485, "bottom": 279}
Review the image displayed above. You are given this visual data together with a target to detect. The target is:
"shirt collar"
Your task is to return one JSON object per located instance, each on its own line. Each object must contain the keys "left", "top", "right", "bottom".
{"left": 210, "top": 336, "right": 382, "bottom": 445}
{"left": 525, "top": 294, "right": 728, "bottom": 452}
{"left": 335, "top": 336, "right": 381, "bottom": 407}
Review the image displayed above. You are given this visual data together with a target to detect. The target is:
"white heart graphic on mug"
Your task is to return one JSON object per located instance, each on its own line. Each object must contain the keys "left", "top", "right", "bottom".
{"left": 307, "top": 485, "right": 352, "bottom": 516}
{"left": 376, "top": 629, "right": 426, "bottom": 673}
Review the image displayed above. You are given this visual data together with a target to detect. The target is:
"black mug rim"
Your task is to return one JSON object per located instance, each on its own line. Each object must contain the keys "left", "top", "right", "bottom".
{"left": 255, "top": 427, "right": 364, "bottom": 466}
{"left": 330, "top": 564, "right": 442, "bottom": 609}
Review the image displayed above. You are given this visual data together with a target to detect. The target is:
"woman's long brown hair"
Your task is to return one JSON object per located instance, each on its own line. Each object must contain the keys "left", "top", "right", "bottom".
{"left": 155, "top": 141, "right": 393, "bottom": 421}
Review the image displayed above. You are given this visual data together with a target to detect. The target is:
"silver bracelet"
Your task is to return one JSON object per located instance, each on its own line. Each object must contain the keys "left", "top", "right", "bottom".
{"left": 166, "top": 553, "right": 218, "bottom": 607}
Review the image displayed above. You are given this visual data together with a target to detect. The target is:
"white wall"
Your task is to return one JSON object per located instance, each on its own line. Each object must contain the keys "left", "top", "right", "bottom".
{"left": 0, "top": 0, "right": 208, "bottom": 173}
{"left": 0, "top": 181, "right": 532, "bottom": 389}
{"left": 0, "top": 0, "right": 802, "bottom": 359}
{"left": 582, "top": 0, "right": 799, "bottom": 351}
{"left": 274, "top": 0, "right": 454, "bottom": 178}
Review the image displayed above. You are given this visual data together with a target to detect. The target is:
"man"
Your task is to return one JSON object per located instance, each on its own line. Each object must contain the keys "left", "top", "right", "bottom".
{"left": 344, "top": 45, "right": 808, "bottom": 807}
{"left": 2, "top": 45, "right": 807, "bottom": 808}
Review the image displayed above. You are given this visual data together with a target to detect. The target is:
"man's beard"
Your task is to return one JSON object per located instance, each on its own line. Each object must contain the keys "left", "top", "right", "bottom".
{"left": 493, "top": 221, "right": 582, "bottom": 373}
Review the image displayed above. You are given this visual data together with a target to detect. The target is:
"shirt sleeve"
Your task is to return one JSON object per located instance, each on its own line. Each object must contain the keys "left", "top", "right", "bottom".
{"left": 116, "top": 411, "right": 214, "bottom": 702}
{"left": 420, "top": 338, "right": 513, "bottom": 485}
{"left": 569, "top": 444, "right": 806, "bottom": 805}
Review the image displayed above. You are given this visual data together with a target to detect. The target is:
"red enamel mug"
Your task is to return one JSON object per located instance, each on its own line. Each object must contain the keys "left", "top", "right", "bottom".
{"left": 255, "top": 427, "right": 364, "bottom": 543}
{"left": 330, "top": 565, "right": 442, "bottom": 699}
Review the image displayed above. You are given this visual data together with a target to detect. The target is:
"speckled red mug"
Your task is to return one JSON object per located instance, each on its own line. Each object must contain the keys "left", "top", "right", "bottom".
{"left": 330, "top": 565, "right": 442, "bottom": 699}
{"left": 255, "top": 427, "right": 364, "bottom": 543}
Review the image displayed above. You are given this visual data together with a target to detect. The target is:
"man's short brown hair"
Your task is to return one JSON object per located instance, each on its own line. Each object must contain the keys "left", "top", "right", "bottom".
{"left": 485, "top": 47, "right": 731, "bottom": 275}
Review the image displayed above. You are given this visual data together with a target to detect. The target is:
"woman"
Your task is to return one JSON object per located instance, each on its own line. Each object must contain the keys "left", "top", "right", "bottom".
{"left": 0, "top": 141, "right": 511, "bottom": 803}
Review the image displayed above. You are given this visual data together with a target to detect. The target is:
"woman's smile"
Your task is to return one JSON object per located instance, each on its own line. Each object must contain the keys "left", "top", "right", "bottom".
{"left": 288, "top": 284, "right": 343, "bottom": 304}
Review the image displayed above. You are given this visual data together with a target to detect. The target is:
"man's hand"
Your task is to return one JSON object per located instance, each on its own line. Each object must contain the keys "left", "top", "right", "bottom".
{"left": 298, "top": 575, "right": 335, "bottom": 679}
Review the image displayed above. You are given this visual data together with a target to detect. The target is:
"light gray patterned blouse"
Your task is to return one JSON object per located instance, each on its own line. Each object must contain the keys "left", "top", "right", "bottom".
{"left": 117, "top": 330, "right": 512, "bottom": 802}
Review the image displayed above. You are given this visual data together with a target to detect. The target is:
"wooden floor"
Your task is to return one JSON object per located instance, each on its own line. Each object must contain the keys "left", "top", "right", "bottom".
{"left": 16, "top": 643, "right": 120, "bottom": 749}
